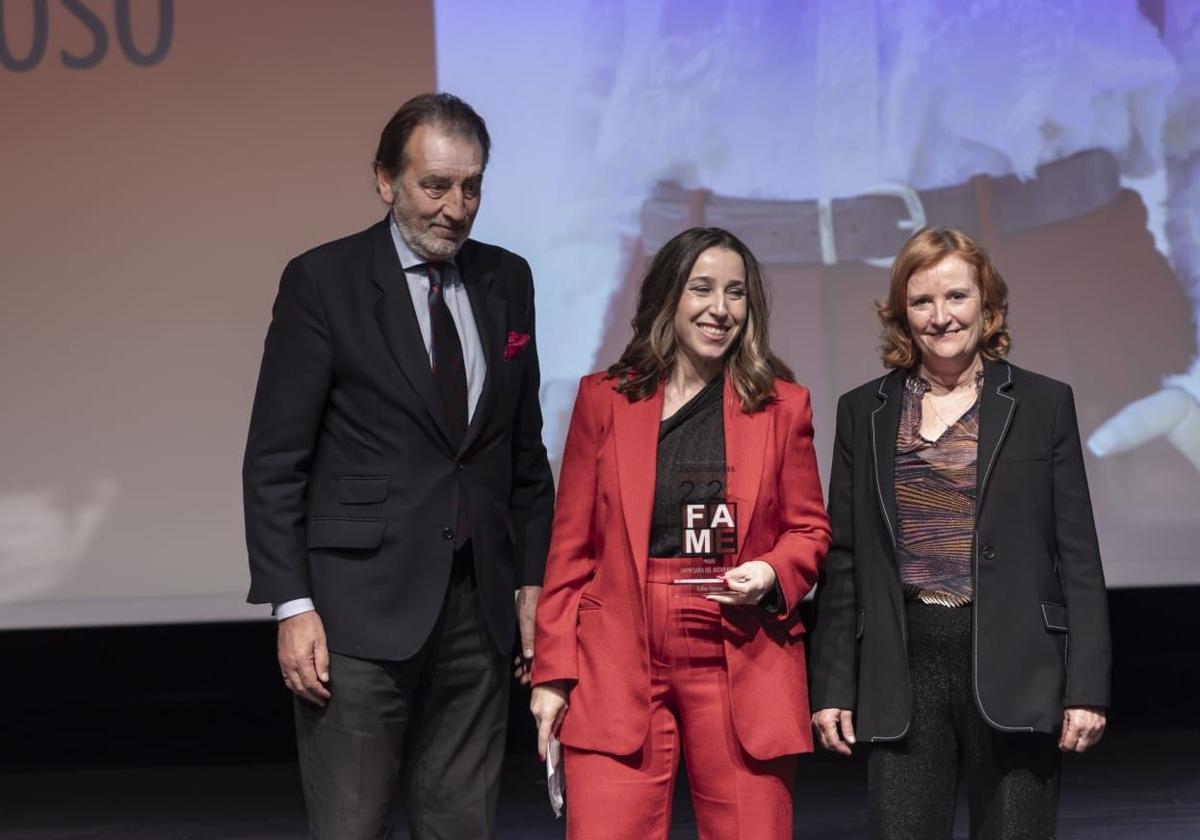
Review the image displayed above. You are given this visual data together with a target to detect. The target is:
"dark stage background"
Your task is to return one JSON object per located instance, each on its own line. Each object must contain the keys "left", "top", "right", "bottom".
{"left": 3, "top": 587, "right": 1195, "bottom": 772}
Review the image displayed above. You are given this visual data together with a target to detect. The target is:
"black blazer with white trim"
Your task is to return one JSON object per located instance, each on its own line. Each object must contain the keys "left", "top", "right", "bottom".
{"left": 810, "top": 359, "right": 1110, "bottom": 740}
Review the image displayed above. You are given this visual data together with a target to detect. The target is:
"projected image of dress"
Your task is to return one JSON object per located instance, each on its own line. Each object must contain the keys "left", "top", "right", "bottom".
{"left": 438, "top": 0, "right": 1200, "bottom": 585}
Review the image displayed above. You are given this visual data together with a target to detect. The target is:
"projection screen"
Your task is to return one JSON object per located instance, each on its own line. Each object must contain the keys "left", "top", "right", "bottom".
{"left": 3, "top": 0, "right": 1198, "bottom": 629}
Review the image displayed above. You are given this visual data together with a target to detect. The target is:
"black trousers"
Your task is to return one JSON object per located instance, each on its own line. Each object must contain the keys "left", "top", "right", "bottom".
{"left": 868, "top": 602, "right": 1060, "bottom": 840}
{"left": 295, "top": 547, "right": 510, "bottom": 840}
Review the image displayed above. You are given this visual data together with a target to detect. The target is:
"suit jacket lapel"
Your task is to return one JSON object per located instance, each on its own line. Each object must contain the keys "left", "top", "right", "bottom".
{"left": 723, "top": 376, "right": 767, "bottom": 564}
{"left": 459, "top": 242, "right": 505, "bottom": 456}
{"left": 369, "top": 218, "right": 456, "bottom": 451}
{"left": 613, "top": 383, "right": 662, "bottom": 584}
{"left": 976, "top": 359, "right": 1016, "bottom": 513}
{"left": 871, "top": 370, "right": 903, "bottom": 554}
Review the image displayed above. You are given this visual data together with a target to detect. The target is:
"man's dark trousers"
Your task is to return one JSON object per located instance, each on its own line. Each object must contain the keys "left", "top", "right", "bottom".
{"left": 296, "top": 547, "right": 509, "bottom": 839}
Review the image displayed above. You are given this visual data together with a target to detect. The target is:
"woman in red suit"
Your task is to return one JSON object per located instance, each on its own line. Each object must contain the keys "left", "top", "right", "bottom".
{"left": 530, "top": 227, "right": 832, "bottom": 839}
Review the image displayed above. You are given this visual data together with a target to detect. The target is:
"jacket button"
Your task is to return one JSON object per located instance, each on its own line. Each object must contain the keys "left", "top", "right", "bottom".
{"left": 441, "top": 527, "right": 455, "bottom": 540}
{"left": 456, "top": 463, "right": 464, "bottom": 473}
{"left": 982, "top": 544, "right": 995, "bottom": 559}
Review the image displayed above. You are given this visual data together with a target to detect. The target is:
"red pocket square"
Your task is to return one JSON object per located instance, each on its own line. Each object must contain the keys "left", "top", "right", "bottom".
{"left": 504, "top": 331, "right": 531, "bottom": 361}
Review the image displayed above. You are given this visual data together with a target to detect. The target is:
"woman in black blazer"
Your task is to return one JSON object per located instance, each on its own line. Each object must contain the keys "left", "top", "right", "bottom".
{"left": 809, "top": 227, "right": 1109, "bottom": 839}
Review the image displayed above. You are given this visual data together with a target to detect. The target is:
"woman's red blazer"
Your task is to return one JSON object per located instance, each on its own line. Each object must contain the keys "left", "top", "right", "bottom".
{"left": 532, "top": 372, "right": 832, "bottom": 760}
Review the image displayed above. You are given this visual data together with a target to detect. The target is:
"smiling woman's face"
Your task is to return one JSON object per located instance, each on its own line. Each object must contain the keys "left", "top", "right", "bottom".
{"left": 905, "top": 254, "right": 983, "bottom": 372}
{"left": 672, "top": 246, "right": 747, "bottom": 372}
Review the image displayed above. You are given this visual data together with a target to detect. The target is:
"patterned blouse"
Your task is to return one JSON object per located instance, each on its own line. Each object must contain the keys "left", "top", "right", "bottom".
{"left": 894, "top": 373, "right": 982, "bottom": 606}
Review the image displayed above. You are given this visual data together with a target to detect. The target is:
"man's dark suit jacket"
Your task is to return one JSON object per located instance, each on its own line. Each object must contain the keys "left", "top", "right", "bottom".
{"left": 810, "top": 359, "right": 1111, "bottom": 740}
{"left": 243, "top": 216, "right": 555, "bottom": 661}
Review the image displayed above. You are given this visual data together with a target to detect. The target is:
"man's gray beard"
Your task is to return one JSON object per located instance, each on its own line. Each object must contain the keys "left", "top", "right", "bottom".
{"left": 392, "top": 205, "right": 464, "bottom": 261}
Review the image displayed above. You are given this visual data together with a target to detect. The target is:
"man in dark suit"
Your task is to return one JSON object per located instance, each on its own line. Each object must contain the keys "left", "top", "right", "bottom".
{"left": 243, "top": 93, "right": 555, "bottom": 839}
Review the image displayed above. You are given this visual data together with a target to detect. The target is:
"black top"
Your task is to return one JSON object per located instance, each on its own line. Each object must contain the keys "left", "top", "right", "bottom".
{"left": 648, "top": 376, "right": 727, "bottom": 557}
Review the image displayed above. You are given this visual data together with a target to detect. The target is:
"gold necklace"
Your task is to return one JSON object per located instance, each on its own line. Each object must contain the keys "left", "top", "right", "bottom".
{"left": 921, "top": 377, "right": 980, "bottom": 436}
{"left": 920, "top": 362, "right": 981, "bottom": 396}
{"left": 924, "top": 393, "right": 965, "bottom": 431}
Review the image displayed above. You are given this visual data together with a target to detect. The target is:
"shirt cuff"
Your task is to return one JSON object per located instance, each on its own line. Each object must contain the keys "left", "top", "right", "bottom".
{"left": 759, "top": 583, "right": 784, "bottom": 615}
{"left": 273, "top": 598, "right": 315, "bottom": 621}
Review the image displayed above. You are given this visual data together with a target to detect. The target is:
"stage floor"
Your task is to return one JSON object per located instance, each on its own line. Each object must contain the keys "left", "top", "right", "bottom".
{"left": 2, "top": 729, "right": 1196, "bottom": 838}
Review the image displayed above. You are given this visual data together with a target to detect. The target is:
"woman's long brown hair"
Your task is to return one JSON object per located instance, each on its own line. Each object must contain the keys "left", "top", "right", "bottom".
{"left": 606, "top": 227, "right": 793, "bottom": 412}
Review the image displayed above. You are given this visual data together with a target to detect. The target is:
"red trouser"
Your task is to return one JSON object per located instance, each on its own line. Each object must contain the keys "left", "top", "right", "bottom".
{"left": 563, "top": 557, "right": 796, "bottom": 840}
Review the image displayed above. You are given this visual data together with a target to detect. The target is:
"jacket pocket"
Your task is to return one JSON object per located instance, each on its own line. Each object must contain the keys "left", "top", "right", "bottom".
{"left": 998, "top": 449, "right": 1049, "bottom": 463}
{"left": 578, "top": 592, "right": 603, "bottom": 612}
{"left": 307, "top": 517, "right": 385, "bottom": 550}
{"left": 1040, "top": 601, "right": 1069, "bottom": 632}
{"left": 783, "top": 611, "right": 807, "bottom": 639}
{"left": 336, "top": 475, "right": 389, "bottom": 505}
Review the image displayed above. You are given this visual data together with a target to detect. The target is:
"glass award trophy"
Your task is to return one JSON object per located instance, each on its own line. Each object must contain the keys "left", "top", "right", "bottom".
{"left": 671, "top": 460, "right": 738, "bottom": 594}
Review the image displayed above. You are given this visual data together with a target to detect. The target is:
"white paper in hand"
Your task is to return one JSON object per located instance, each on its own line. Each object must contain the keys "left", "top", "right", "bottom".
{"left": 546, "top": 733, "right": 564, "bottom": 817}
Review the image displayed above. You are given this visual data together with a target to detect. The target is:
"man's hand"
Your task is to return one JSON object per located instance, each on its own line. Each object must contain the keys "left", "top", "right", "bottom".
{"left": 1059, "top": 706, "right": 1106, "bottom": 752}
{"left": 278, "top": 610, "right": 331, "bottom": 706}
{"left": 813, "top": 707, "right": 856, "bottom": 756}
{"left": 512, "top": 585, "right": 541, "bottom": 685}
{"left": 705, "top": 560, "right": 777, "bottom": 606}
{"left": 530, "top": 680, "right": 571, "bottom": 761}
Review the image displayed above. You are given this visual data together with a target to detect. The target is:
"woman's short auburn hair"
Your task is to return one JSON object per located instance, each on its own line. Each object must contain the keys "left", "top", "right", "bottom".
{"left": 877, "top": 227, "right": 1012, "bottom": 369}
